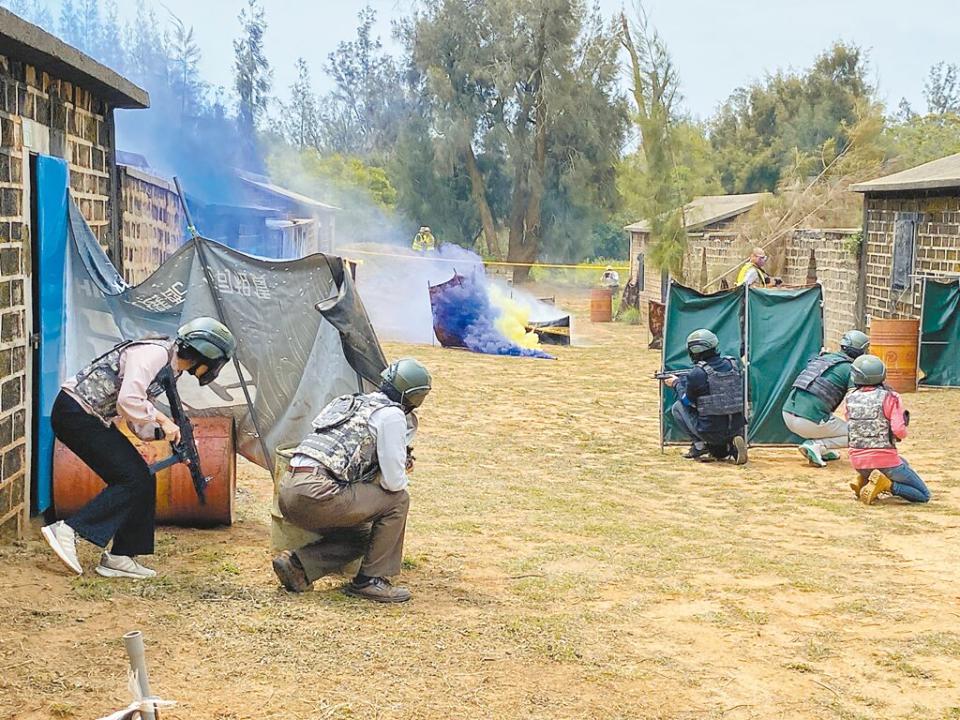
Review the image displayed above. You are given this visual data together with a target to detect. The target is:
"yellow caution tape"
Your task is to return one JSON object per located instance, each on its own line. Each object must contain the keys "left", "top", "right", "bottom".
{"left": 339, "top": 247, "right": 628, "bottom": 271}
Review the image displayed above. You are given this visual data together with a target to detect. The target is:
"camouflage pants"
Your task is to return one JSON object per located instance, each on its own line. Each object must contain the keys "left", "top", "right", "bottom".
{"left": 278, "top": 468, "right": 409, "bottom": 581}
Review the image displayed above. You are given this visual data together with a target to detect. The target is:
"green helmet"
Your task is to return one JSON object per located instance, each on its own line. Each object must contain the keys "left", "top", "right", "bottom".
{"left": 851, "top": 354, "right": 886, "bottom": 386}
{"left": 176, "top": 317, "right": 236, "bottom": 386}
{"left": 686, "top": 329, "right": 719, "bottom": 359}
{"left": 840, "top": 329, "right": 870, "bottom": 359}
{"left": 381, "top": 358, "right": 432, "bottom": 411}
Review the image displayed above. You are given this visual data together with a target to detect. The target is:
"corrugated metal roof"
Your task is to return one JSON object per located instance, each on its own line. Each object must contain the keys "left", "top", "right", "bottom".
{"left": 624, "top": 192, "right": 767, "bottom": 233}
{"left": 851, "top": 153, "right": 960, "bottom": 193}
{"left": 238, "top": 174, "right": 340, "bottom": 212}
{"left": 0, "top": 8, "right": 148, "bottom": 109}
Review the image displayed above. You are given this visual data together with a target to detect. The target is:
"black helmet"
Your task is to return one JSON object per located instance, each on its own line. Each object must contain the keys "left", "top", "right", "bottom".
{"left": 686, "top": 328, "right": 719, "bottom": 361}
{"left": 176, "top": 317, "right": 236, "bottom": 386}
{"left": 380, "top": 358, "right": 432, "bottom": 411}
{"left": 840, "top": 330, "right": 869, "bottom": 359}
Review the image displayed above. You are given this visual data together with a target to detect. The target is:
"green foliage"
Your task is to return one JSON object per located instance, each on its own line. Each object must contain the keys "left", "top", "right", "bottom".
{"left": 233, "top": 0, "right": 272, "bottom": 134}
{"left": 405, "top": 0, "right": 628, "bottom": 274}
{"left": 319, "top": 6, "right": 409, "bottom": 160}
{"left": 887, "top": 113, "right": 960, "bottom": 170}
{"left": 618, "top": 306, "right": 641, "bottom": 326}
{"left": 267, "top": 146, "right": 398, "bottom": 210}
{"left": 710, "top": 42, "right": 872, "bottom": 194}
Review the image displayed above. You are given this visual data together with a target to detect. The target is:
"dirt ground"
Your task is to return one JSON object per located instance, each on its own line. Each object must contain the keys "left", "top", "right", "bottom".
{"left": 3, "top": 288, "right": 960, "bottom": 720}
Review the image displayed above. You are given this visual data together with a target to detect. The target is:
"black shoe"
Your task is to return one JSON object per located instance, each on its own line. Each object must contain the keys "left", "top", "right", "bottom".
{"left": 272, "top": 550, "right": 312, "bottom": 593}
{"left": 343, "top": 577, "right": 411, "bottom": 603}
{"left": 732, "top": 436, "right": 748, "bottom": 465}
{"left": 682, "top": 444, "right": 710, "bottom": 459}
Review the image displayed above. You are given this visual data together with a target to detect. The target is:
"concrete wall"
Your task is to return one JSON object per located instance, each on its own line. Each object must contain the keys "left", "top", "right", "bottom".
{"left": 118, "top": 166, "right": 183, "bottom": 285}
{"left": 862, "top": 193, "right": 960, "bottom": 324}
{"left": 0, "top": 54, "right": 120, "bottom": 537}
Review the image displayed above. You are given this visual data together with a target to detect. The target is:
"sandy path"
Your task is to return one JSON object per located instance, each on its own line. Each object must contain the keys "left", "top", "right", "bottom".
{"left": 2, "top": 288, "right": 959, "bottom": 719}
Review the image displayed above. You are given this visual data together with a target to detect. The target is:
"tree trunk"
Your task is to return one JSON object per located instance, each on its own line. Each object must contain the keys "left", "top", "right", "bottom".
{"left": 463, "top": 146, "right": 499, "bottom": 257}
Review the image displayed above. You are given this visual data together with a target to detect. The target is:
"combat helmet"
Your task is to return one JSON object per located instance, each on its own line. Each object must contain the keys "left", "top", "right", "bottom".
{"left": 381, "top": 358, "right": 432, "bottom": 411}
{"left": 850, "top": 354, "right": 886, "bottom": 387}
{"left": 840, "top": 330, "right": 870, "bottom": 359}
{"left": 686, "top": 328, "right": 719, "bottom": 361}
{"left": 176, "top": 317, "right": 236, "bottom": 386}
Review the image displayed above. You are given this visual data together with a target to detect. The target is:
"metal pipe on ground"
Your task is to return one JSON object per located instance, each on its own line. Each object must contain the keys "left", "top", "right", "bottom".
{"left": 122, "top": 631, "right": 155, "bottom": 720}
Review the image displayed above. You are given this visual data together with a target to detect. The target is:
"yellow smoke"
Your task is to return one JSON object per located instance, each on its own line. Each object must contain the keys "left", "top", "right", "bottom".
{"left": 488, "top": 285, "right": 542, "bottom": 350}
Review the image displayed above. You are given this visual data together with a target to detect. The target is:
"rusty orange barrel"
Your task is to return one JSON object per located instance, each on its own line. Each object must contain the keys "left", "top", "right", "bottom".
{"left": 870, "top": 318, "right": 920, "bottom": 393}
{"left": 53, "top": 416, "right": 236, "bottom": 526}
{"left": 590, "top": 287, "right": 613, "bottom": 322}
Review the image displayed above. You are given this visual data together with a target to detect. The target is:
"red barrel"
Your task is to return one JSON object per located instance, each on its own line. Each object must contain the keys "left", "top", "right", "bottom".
{"left": 590, "top": 287, "right": 613, "bottom": 322}
{"left": 53, "top": 416, "right": 236, "bottom": 527}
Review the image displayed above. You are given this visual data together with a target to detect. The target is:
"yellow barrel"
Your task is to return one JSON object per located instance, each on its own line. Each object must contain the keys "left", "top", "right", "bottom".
{"left": 54, "top": 416, "right": 236, "bottom": 526}
{"left": 870, "top": 318, "right": 920, "bottom": 393}
{"left": 590, "top": 287, "right": 613, "bottom": 322}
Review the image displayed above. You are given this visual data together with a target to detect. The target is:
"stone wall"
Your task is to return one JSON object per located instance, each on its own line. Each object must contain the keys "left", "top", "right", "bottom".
{"left": 0, "top": 54, "right": 119, "bottom": 537}
{"left": 118, "top": 166, "right": 184, "bottom": 284}
{"left": 781, "top": 230, "right": 861, "bottom": 344}
{"left": 862, "top": 193, "right": 960, "bottom": 324}
{"left": 628, "top": 224, "right": 860, "bottom": 345}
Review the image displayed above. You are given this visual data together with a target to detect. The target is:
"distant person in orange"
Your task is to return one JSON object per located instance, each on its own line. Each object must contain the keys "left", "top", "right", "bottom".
{"left": 736, "top": 248, "right": 782, "bottom": 287}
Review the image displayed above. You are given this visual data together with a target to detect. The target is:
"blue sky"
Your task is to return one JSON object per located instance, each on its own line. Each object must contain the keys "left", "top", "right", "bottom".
{"left": 97, "top": 0, "right": 960, "bottom": 119}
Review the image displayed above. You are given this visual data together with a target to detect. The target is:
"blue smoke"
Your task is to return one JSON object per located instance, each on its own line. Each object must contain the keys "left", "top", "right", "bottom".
{"left": 430, "top": 274, "right": 554, "bottom": 359}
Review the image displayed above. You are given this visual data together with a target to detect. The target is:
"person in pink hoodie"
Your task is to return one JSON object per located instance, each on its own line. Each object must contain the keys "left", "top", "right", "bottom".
{"left": 846, "top": 354, "right": 930, "bottom": 505}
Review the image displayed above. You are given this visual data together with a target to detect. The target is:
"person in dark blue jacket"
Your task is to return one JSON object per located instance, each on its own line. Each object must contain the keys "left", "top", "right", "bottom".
{"left": 665, "top": 329, "right": 748, "bottom": 464}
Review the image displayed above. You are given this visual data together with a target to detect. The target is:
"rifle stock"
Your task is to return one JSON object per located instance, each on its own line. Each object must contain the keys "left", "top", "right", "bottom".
{"left": 148, "top": 366, "right": 210, "bottom": 504}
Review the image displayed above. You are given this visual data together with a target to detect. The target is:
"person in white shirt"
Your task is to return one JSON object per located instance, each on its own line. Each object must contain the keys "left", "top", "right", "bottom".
{"left": 272, "top": 358, "right": 432, "bottom": 603}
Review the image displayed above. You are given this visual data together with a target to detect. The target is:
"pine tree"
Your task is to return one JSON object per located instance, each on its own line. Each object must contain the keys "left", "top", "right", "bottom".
{"left": 233, "top": 0, "right": 272, "bottom": 136}
{"left": 283, "top": 59, "right": 319, "bottom": 151}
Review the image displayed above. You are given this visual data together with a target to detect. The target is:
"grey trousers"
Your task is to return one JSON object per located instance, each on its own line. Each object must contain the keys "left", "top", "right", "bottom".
{"left": 278, "top": 469, "right": 409, "bottom": 582}
{"left": 782, "top": 411, "right": 848, "bottom": 452}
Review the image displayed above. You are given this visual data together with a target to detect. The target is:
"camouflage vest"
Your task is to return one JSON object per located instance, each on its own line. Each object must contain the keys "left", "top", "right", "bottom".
{"left": 293, "top": 393, "right": 401, "bottom": 484}
{"left": 73, "top": 338, "right": 175, "bottom": 423}
{"left": 847, "top": 387, "right": 893, "bottom": 450}
{"left": 696, "top": 357, "right": 744, "bottom": 417}
{"left": 791, "top": 353, "right": 849, "bottom": 411}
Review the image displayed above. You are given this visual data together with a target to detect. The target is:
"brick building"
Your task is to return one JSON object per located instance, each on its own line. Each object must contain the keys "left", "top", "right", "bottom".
{"left": 0, "top": 10, "right": 148, "bottom": 536}
{"left": 625, "top": 193, "right": 767, "bottom": 309}
{"left": 624, "top": 192, "right": 862, "bottom": 345}
{"left": 851, "top": 152, "right": 960, "bottom": 325}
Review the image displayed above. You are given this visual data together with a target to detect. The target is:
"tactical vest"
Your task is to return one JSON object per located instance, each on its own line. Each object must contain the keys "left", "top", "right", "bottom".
{"left": 73, "top": 338, "right": 175, "bottom": 423}
{"left": 846, "top": 388, "right": 894, "bottom": 450}
{"left": 791, "top": 353, "right": 849, "bottom": 411}
{"left": 736, "top": 261, "right": 770, "bottom": 287}
{"left": 695, "top": 358, "right": 744, "bottom": 417}
{"left": 293, "top": 393, "right": 401, "bottom": 484}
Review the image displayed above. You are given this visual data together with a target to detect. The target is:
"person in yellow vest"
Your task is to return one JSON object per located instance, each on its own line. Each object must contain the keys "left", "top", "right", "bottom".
{"left": 736, "top": 248, "right": 782, "bottom": 287}
{"left": 412, "top": 226, "right": 437, "bottom": 252}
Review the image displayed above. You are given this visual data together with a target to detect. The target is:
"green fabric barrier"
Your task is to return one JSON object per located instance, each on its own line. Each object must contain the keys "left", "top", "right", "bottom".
{"left": 919, "top": 279, "right": 960, "bottom": 387}
{"left": 746, "top": 285, "right": 824, "bottom": 445}
{"left": 660, "top": 282, "right": 744, "bottom": 444}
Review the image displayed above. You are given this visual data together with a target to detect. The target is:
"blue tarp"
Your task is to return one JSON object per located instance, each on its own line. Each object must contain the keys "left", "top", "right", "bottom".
{"left": 34, "top": 155, "right": 69, "bottom": 512}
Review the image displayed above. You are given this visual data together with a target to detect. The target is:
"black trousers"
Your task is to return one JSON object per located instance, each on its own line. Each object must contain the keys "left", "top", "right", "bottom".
{"left": 51, "top": 391, "right": 156, "bottom": 556}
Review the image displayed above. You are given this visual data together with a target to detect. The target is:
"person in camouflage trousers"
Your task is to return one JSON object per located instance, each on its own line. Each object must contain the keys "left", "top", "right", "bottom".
{"left": 271, "top": 358, "right": 432, "bottom": 603}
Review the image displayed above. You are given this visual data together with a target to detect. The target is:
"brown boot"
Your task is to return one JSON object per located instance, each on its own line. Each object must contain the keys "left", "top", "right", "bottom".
{"left": 849, "top": 475, "right": 869, "bottom": 499}
{"left": 343, "top": 577, "right": 411, "bottom": 603}
{"left": 861, "top": 471, "right": 893, "bottom": 506}
{"left": 272, "top": 550, "right": 312, "bottom": 593}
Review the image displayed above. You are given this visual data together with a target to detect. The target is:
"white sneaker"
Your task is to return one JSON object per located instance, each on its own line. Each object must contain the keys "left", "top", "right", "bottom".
{"left": 95, "top": 552, "right": 157, "bottom": 579}
{"left": 41, "top": 521, "right": 83, "bottom": 575}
